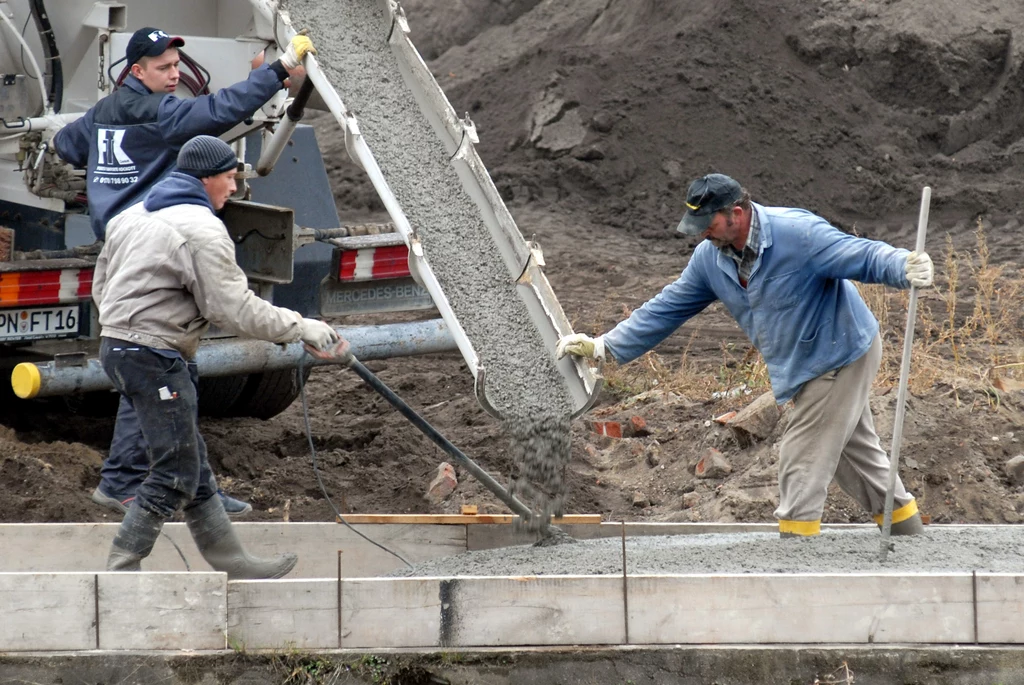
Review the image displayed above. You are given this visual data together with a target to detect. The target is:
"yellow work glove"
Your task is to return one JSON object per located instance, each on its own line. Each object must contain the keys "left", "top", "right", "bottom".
{"left": 905, "top": 251, "right": 934, "bottom": 288}
{"left": 281, "top": 35, "right": 316, "bottom": 70}
{"left": 555, "top": 333, "right": 606, "bottom": 362}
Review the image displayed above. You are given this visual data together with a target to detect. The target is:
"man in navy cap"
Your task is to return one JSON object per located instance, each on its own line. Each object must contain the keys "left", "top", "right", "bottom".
{"left": 94, "top": 135, "right": 341, "bottom": 576}
{"left": 53, "top": 26, "right": 317, "bottom": 518}
{"left": 557, "top": 173, "right": 934, "bottom": 538}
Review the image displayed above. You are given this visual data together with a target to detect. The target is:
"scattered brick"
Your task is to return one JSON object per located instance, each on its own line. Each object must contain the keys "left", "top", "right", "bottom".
{"left": 591, "top": 421, "right": 623, "bottom": 438}
{"left": 695, "top": 448, "right": 732, "bottom": 479}
{"left": 427, "top": 462, "right": 457, "bottom": 502}
{"left": 627, "top": 415, "right": 650, "bottom": 437}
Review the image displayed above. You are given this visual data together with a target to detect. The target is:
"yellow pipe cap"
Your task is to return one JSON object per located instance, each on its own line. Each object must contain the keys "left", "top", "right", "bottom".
{"left": 11, "top": 363, "right": 41, "bottom": 399}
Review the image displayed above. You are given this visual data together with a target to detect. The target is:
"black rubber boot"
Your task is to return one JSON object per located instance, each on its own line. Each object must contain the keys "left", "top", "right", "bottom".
{"left": 107, "top": 501, "right": 166, "bottom": 571}
{"left": 889, "top": 512, "right": 925, "bottom": 536}
{"left": 184, "top": 495, "right": 297, "bottom": 579}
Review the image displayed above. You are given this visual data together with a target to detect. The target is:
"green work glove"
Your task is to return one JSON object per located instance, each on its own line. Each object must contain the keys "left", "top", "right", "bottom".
{"left": 555, "top": 333, "right": 605, "bottom": 362}
{"left": 281, "top": 35, "right": 316, "bottom": 70}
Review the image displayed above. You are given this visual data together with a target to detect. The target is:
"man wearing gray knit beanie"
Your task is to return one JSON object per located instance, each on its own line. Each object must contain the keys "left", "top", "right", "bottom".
{"left": 91, "top": 135, "right": 342, "bottom": 578}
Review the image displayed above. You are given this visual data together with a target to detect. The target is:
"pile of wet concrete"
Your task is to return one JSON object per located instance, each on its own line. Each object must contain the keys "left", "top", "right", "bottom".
{"left": 283, "top": 0, "right": 575, "bottom": 523}
{"left": 391, "top": 527, "right": 1024, "bottom": 577}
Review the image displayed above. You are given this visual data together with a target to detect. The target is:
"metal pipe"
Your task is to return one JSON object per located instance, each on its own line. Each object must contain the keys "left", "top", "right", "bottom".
{"left": 0, "top": 112, "right": 83, "bottom": 132}
{"left": 256, "top": 77, "right": 316, "bottom": 176}
{"left": 12, "top": 319, "right": 455, "bottom": 399}
{"left": 879, "top": 186, "right": 930, "bottom": 562}
{"left": 341, "top": 352, "right": 550, "bottom": 533}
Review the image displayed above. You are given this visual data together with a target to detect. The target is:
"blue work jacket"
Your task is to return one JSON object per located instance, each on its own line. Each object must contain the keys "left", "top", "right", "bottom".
{"left": 54, "top": 64, "right": 287, "bottom": 239}
{"left": 603, "top": 203, "right": 911, "bottom": 403}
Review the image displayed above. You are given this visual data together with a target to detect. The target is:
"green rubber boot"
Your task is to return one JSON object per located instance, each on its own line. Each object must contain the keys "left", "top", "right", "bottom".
{"left": 184, "top": 495, "right": 297, "bottom": 579}
{"left": 107, "top": 501, "right": 165, "bottom": 571}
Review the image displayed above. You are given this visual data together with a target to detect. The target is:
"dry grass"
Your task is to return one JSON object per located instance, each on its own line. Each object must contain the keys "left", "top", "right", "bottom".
{"left": 601, "top": 219, "right": 1024, "bottom": 408}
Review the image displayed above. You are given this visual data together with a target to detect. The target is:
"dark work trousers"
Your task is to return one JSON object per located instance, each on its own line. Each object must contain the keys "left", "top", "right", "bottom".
{"left": 99, "top": 338, "right": 217, "bottom": 519}
{"left": 98, "top": 396, "right": 149, "bottom": 498}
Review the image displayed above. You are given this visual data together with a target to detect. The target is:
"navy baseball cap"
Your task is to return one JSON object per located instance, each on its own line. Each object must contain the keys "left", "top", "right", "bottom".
{"left": 126, "top": 27, "right": 185, "bottom": 66}
{"left": 676, "top": 173, "right": 744, "bottom": 235}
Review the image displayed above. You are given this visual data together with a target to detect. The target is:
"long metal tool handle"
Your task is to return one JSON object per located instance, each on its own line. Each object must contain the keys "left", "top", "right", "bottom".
{"left": 879, "top": 186, "right": 931, "bottom": 562}
{"left": 341, "top": 354, "right": 548, "bottom": 532}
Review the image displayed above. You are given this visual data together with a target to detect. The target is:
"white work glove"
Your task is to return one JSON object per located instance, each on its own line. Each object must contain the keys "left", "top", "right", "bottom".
{"left": 905, "top": 250, "right": 934, "bottom": 288}
{"left": 299, "top": 318, "right": 339, "bottom": 352}
{"left": 280, "top": 35, "right": 316, "bottom": 70}
{"left": 555, "top": 333, "right": 606, "bottom": 362}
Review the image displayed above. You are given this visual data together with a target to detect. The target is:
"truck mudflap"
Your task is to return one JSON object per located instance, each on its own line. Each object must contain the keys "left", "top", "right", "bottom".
{"left": 254, "top": 0, "right": 601, "bottom": 420}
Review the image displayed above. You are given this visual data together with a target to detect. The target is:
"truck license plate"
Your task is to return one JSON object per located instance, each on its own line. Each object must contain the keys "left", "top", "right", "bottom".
{"left": 0, "top": 305, "right": 80, "bottom": 341}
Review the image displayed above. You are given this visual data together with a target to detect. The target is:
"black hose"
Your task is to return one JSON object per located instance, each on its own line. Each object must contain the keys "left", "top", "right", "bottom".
{"left": 341, "top": 354, "right": 551, "bottom": 532}
{"left": 28, "top": 0, "right": 61, "bottom": 112}
{"left": 286, "top": 77, "right": 316, "bottom": 121}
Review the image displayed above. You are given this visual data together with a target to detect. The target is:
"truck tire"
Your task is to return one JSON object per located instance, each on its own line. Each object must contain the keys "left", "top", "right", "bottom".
{"left": 231, "top": 367, "right": 313, "bottom": 420}
{"left": 197, "top": 374, "right": 249, "bottom": 417}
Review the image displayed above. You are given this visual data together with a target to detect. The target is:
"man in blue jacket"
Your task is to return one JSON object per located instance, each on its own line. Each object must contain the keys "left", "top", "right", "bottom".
{"left": 557, "top": 173, "right": 934, "bottom": 537}
{"left": 53, "top": 26, "right": 316, "bottom": 517}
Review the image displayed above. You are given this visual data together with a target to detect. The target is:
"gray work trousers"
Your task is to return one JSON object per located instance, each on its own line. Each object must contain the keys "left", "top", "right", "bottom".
{"left": 774, "top": 335, "right": 915, "bottom": 532}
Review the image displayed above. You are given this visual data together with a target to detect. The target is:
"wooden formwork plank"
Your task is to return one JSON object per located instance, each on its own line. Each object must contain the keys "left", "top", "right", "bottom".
{"left": 0, "top": 523, "right": 466, "bottom": 578}
{"left": 339, "top": 514, "right": 601, "bottom": 525}
{"left": 0, "top": 573, "right": 95, "bottom": 650}
{"left": 976, "top": 573, "right": 1024, "bottom": 643}
{"left": 440, "top": 576, "right": 626, "bottom": 647}
{"left": 341, "top": 578, "right": 441, "bottom": 648}
{"left": 228, "top": 579, "right": 337, "bottom": 650}
{"left": 628, "top": 574, "right": 974, "bottom": 644}
{"left": 97, "top": 572, "right": 226, "bottom": 650}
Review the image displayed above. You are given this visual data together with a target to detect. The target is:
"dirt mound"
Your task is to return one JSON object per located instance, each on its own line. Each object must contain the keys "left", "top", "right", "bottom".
{"left": 3, "top": 0, "right": 1024, "bottom": 528}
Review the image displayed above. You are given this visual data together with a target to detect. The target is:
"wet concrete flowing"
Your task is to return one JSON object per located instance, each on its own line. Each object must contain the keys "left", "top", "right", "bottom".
{"left": 282, "top": 0, "right": 576, "bottom": 525}
{"left": 390, "top": 527, "right": 1024, "bottom": 577}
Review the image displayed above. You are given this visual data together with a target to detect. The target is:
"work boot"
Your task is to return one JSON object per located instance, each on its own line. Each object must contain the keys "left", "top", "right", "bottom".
{"left": 106, "top": 501, "right": 165, "bottom": 571}
{"left": 92, "top": 486, "right": 134, "bottom": 515}
{"left": 184, "top": 495, "right": 297, "bottom": 579}
{"left": 218, "top": 489, "right": 253, "bottom": 517}
{"left": 889, "top": 512, "right": 925, "bottom": 536}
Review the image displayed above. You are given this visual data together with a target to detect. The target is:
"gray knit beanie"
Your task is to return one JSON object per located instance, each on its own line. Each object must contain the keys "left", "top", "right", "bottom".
{"left": 177, "top": 135, "right": 237, "bottom": 178}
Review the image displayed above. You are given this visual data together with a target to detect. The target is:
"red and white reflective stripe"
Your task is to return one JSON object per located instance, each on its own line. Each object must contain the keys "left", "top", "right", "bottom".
{"left": 338, "top": 245, "right": 410, "bottom": 282}
{"left": 0, "top": 268, "right": 93, "bottom": 306}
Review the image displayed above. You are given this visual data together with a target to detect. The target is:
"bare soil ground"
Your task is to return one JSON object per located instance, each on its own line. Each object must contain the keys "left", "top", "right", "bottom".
{"left": 3, "top": 0, "right": 1024, "bottom": 527}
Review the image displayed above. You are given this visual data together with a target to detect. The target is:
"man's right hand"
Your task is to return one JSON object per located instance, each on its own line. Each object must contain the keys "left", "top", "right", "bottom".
{"left": 281, "top": 35, "right": 316, "bottom": 70}
{"left": 300, "top": 318, "right": 339, "bottom": 352}
{"left": 555, "top": 333, "right": 605, "bottom": 361}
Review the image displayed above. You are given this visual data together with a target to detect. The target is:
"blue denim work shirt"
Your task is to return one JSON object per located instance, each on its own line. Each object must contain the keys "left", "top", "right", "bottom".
{"left": 603, "top": 203, "right": 911, "bottom": 403}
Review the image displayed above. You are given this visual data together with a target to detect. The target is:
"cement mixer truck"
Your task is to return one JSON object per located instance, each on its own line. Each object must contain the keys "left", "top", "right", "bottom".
{"left": 0, "top": 0, "right": 600, "bottom": 423}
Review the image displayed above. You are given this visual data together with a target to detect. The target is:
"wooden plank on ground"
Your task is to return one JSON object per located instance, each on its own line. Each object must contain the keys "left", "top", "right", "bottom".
{"left": 0, "top": 523, "right": 465, "bottom": 578}
{"left": 228, "top": 579, "right": 337, "bottom": 650}
{"left": 976, "top": 573, "right": 1024, "bottom": 643}
{"left": 628, "top": 573, "right": 974, "bottom": 644}
{"left": 341, "top": 578, "right": 440, "bottom": 648}
{"left": 0, "top": 573, "right": 95, "bottom": 650}
{"left": 443, "top": 576, "right": 625, "bottom": 646}
{"left": 97, "top": 572, "right": 226, "bottom": 650}
{"left": 338, "top": 514, "right": 600, "bottom": 525}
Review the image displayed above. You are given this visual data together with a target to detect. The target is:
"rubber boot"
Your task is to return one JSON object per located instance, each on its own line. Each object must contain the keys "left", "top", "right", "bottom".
{"left": 184, "top": 495, "right": 297, "bottom": 579}
{"left": 107, "top": 501, "right": 165, "bottom": 571}
{"left": 889, "top": 512, "right": 925, "bottom": 536}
